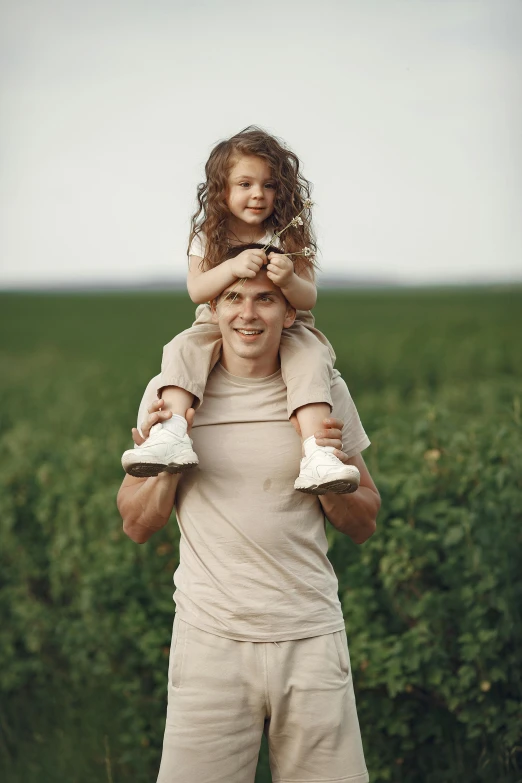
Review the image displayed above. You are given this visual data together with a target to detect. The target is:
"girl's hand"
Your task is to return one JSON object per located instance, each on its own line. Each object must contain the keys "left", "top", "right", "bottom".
{"left": 132, "top": 399, "right": 195, "bottom": 445}
{"left": 227, "top": 249, "right": 267, "bottom": 279}
{"left": 266, "top": 253, "right": 294, "bottom": 289}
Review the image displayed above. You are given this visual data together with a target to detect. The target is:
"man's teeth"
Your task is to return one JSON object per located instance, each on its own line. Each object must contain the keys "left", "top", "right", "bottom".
{"left": 237, "top": 329, "right": 262, "bottom": 335}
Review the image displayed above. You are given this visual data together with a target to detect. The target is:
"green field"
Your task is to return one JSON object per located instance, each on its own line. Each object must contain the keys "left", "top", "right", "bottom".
{"left": 1, "top": 287, "right": 521, "bottom": 782}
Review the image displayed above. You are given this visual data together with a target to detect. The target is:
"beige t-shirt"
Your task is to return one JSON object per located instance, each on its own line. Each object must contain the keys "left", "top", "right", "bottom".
{"left": 137, "top": 365, "right": 370, "bottom": 642}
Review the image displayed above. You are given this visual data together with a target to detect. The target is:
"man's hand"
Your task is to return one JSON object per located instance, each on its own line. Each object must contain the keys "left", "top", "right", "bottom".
{"left": 290, "top": 415, "right": 380, "bottom": 544}
{"left": 132, "top": 398, "right": 195, "bottom": 446}
{"left": 118, "top": 401, "right": 196, "bottom": 544}
{"left": 311, "top": 417, "right": 347, "bottom": 459}
{"left": 226, "top": 249, "right": 266, "bottom": 280}
{"left": 266, "top": 253, "right": 294, "bottom": 289}
{"left": 290, "top": 415, "right": 348, "bottom": 461}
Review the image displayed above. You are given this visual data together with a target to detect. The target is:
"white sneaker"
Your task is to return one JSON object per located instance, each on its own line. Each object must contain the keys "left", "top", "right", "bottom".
{"left": 121, "top": 422, "right": 198, "bottom": 478}
{"left": 294, "top": 443, "right": 360, "bottom": 495}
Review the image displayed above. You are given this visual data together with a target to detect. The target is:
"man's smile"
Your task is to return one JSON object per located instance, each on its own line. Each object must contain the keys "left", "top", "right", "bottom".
{"left": 234, "top": 328, "right": 264, "bottom": 340}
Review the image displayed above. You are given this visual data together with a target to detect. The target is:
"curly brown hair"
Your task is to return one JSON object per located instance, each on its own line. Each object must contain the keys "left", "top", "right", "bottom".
{"left": 187, "top": 126, "right": 318, "bottom": 277}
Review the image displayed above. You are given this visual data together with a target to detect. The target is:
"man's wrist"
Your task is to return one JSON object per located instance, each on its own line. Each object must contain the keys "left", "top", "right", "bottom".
{"left": 319, "top": 491, "right": 355, "bottom": 519}
{"left": 123, "top": 515, "right": 165, "bottom": 543}
{"left": 320, "top": 487, "right": 378, "bottom": 544}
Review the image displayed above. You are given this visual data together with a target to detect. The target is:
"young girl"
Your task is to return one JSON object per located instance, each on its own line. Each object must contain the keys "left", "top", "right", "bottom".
{"left": 122, "top": 126, "right": 360, "bottom": 495}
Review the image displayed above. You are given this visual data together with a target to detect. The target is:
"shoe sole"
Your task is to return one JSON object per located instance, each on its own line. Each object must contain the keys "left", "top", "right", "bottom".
{"left": 124, "top": 460, "right": 198, "bottom": 478}
{"left": 294, "top": 478, "right": 359, "bottom": 495}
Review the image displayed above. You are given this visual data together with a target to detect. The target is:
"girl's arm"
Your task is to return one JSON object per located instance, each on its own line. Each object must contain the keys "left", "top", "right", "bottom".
{"left": 280, "top": 272, "right": 317, "bottom": 310}
{"left": 187, "top": 256, "right": 236, "bottom": 304}
{"left": 266, "top": 253, "right": 317, "bottom": 310}
{"left": 187, "top": 249, "right": 267, "bottom": 304}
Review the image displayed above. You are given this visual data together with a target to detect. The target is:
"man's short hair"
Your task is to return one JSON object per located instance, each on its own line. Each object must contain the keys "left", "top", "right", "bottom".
{"left": 225, "top": 242, "right": 282, "bottom": 260}
{"left": 211, "top": 244, "right": 284, "bottom": 307}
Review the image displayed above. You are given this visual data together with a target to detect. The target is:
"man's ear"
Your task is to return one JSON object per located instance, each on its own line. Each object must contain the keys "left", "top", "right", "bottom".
{"left": 283, "top": 306, "right": 297, "bottom": 329}
{"left": 210, "top": 299, "right": 219, "bottom": 324}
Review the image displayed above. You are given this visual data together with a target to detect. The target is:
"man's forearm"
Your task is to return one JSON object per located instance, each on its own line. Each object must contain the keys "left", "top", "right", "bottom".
{"left": 319, "top": 486, "right": 380, "bottom": 544}
{"left": 117, "top": 472, "right": 181, "bottom": 544}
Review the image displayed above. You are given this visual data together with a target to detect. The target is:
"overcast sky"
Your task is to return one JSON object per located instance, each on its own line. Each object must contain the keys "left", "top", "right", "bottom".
{"left": 1, "top": 0, "right": 521, "bottom": 288}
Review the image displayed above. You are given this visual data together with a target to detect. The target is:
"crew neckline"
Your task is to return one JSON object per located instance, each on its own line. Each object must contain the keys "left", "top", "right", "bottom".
{"left": 215, "top": 363, "right": 282, "bottom": 386}
{"left": 228, "top": 229, "right": 278, "bottom": 247}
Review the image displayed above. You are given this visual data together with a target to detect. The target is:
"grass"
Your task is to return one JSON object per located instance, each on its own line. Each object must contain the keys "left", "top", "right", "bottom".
{"left": 0, "top": 285, "right": 520, "bottom": 783}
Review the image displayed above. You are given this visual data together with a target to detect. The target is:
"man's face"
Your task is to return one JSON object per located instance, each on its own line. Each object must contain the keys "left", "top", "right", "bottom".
{"left": 211, "top": 270, "right": 296, "bottom": 373}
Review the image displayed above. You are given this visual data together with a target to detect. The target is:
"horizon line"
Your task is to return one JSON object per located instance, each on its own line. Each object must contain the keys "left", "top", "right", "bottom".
{"left": 1, "top": 277, "right": 522, "bottom": 295}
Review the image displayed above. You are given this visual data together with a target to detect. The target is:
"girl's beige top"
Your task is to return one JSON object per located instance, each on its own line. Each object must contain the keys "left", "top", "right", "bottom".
{"left": 137, "top": 365, "right": 370, "bottom": 642}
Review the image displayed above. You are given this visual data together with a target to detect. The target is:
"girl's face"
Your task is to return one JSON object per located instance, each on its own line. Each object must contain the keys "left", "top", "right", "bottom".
{"left": 225, "top": 155, "right": 276, "bottom": 235}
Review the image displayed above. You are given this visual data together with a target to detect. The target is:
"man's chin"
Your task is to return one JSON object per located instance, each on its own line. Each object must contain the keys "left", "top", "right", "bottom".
{"left": 223, "top": 331, "right": 264, "bottom": 356}
{"left": 230, "top": 342, "right": 265, "bottom": 359}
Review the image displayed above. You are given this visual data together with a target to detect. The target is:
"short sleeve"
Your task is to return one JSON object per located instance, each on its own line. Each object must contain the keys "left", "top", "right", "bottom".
{"left": 189, "top": 233, "right": 206, "bottom": 257}
{"left": 330, "top": 370, "right": 370, "bottom": 457}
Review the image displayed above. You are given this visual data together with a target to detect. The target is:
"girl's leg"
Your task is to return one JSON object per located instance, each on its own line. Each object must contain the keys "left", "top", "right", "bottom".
{"left": 160, "top": 387, "right": 196, "bottom": 419}
{"left": 295, "top": 403, "right": 331, "bottom": 442}
{"left": 122, "top": 307, "right": 222, "bottom": 477}
{"left": 280, "top": 318, "right": 360, "bottom": 494}
{"left": 159, "top": 305, "right": 223, "bottom": 417}
{"left": 279, "top": 314, "right": 335, "bottom": 431}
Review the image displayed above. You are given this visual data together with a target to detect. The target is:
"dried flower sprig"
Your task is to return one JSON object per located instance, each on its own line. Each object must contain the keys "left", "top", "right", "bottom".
{"left": 261, "top": 199, "right": 313, "bottom": 252}
{"left": 282, "top": 246, "right": 315, "bottom": 259}
{"left": 219, "top": 199, "right": 314, "bottom": 310}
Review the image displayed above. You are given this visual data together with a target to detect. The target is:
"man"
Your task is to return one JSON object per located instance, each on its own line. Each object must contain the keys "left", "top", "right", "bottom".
{"left": 117, "top": 269, "right": 380, "bottom": 783}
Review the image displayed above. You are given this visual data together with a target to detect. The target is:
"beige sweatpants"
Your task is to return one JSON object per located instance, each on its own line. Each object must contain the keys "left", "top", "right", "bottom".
{"left": 156, "top": 616, "right": 369, "bottom": 783}
{"left": 159, "top": 305, "right": 335, "bottom": 418}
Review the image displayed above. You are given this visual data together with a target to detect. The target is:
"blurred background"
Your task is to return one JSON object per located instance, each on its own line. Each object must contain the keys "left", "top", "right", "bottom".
{"left": 1, "top": 1, "right": 521, "bottom": 782}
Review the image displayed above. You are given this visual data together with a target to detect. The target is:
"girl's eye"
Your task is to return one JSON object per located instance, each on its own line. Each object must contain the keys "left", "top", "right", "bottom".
{"left": 265, "top": 183, "right": 276, "bottom": 189}
{"left": 240, "top": 182, "right": 250, "bottom": 188}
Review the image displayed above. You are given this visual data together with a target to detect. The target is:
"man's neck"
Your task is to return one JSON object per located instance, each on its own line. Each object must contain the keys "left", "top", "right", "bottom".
{"left": 219, "top": 350, "right": 280, "bottom": 379}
